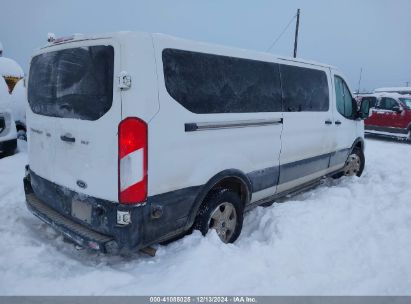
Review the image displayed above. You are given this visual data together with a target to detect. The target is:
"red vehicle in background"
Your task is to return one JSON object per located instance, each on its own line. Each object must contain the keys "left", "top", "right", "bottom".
{"left": 364, "top": 93, "right": 411, "bottom": 141}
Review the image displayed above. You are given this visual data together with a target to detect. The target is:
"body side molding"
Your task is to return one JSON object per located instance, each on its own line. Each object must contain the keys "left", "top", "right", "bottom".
{"left": 185, "top": 118, "right": 283, "bottom": 132}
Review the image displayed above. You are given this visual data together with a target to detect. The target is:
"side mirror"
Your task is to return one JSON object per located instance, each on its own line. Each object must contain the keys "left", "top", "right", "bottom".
{"left": 352, "top": 98, "right": 359, "bottom": 119}
{"left": 392, "top": 105, "right": 402, "bottom": 113}
{"left": 359, "top": 99, "right": 370, "bottom": 119}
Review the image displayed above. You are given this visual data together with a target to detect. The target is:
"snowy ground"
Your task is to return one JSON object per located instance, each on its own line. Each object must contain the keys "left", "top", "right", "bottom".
{"left": 0, "top": 138, "right": 411, "bottom": 295}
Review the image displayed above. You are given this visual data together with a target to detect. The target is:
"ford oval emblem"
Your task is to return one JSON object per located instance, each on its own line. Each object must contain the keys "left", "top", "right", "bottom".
{"left": 77, "top": 180, "right": 87, "bottom": 189}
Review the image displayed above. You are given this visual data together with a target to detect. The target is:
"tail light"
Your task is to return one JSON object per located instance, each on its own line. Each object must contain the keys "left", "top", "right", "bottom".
{"left": 118, "top": 117, "right": 147, "bottom": 204}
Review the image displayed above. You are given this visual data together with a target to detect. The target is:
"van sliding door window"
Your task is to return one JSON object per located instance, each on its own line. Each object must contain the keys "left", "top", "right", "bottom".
{"left": 162, "top": 49, "right": 283, "bottom": 114}
{"left": 28, "top": 45, "right": 114, "bottom": 121}
{"left": 280, "top": 65, "right": 329, "bottom": 112}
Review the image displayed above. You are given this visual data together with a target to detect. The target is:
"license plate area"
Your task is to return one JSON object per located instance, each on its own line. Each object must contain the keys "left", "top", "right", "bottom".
{"left": 71, "top": 200, "right": 92, "bottom": 224}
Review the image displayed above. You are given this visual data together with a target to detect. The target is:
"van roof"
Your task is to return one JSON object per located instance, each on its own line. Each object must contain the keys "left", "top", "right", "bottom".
{"left": 41, "top": 31, "right": 337, "bottom": 70}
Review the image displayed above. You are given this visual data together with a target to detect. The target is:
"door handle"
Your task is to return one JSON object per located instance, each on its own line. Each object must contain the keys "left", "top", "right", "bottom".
{"left": 325, "top": 120, "right": 332, "bottom": 125}
{"left": 335, "top": 121, "right": 342, "bottom": 125}
{"left": 60, "top": 135, "right": 75, "bottom": 143}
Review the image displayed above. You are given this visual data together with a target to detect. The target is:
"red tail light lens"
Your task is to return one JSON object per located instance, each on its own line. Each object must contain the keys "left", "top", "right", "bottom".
{"left": 118, "top": 117, "right": 147, "bottom": 204}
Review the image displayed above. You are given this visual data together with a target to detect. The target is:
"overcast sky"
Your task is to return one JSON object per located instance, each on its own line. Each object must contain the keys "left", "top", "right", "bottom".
{"left": 1, "top": 0, "right": 410, "bottom": 91}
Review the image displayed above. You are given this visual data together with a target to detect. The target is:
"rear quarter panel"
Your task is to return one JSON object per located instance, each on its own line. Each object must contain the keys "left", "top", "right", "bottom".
{"left": 148, "top": 35, "right": 284, "bottom": 197}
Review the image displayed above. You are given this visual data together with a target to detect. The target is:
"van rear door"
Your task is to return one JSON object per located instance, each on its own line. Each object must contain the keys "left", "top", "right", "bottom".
{"left": 28, "top": 39, "right": 121, "bottom": 202}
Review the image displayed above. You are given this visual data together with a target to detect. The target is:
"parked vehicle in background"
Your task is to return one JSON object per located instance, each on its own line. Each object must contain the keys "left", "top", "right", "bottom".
{"left": 356, "top": 93, "right": 378, "bottom": 109}
{"left": 374, "top": 87, "right": 411, "bottom": 95}
{"left": 9, "top": 79, "right": 27, "bottom": 140}
{"left": 365, "top": 92, "right": 411, "bottom": 140}
{"left": 0, "top": 47, "right": 27, "bottom": 140}
{"left": 0, "top": 78, "right": 17, "bottom": 156}
{"left": 23, "top": 32, "right": 370, "bottom": 254}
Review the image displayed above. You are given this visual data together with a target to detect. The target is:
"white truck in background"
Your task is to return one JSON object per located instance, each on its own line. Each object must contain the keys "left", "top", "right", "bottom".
{"left": 0, "top": 45, "right": 27, "bottom": 140}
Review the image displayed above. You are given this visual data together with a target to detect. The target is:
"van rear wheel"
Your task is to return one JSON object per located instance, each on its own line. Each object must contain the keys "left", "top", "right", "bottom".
{"left": 194, "top": 189, "right": 244, "bottom": 244}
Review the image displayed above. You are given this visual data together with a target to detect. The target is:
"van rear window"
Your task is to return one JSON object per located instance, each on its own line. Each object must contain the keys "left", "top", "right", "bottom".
{"left": 28, "top": 45, "right": 114, "bottom": 121}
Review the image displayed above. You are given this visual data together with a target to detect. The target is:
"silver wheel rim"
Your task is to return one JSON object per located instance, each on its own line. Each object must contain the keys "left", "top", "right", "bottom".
{"left": 208, "top": 202, "right": 237, "bottom": 243}
{"left": 344, "top": 153, "right": 361, "bottom": 176}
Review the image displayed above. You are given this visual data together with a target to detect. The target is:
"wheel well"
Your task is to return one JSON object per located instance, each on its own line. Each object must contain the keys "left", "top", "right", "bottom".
{"left": 211, "top": 177, "right": 249, "bottom": 205}
{"left": 352, "top": 138, "right": 364, "bottom": 152}
{"left": 186, "top": 173, "right": 251, "bottom": 231}
{"left": 15, "top": 122, "right": 26, "bottom": 132}
{"left": 354, "top": 141, "right": 362, "bottom": 150}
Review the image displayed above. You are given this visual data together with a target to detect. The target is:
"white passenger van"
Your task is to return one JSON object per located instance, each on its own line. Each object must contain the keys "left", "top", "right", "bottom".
{"left": 24, "top": 32, "right": 370, "bottom": 254}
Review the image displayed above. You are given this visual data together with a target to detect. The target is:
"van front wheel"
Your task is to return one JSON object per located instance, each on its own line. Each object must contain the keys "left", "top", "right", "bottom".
{"left": 343, "top": 147, "right": 365, "bottom": 177}
{"left": 194, "top": 189, "right": 244, "bottom": 244}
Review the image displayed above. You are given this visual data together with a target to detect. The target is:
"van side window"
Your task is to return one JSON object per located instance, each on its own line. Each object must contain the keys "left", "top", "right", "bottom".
{"left": 377, "top": 97, "right": 398, "bottom": 111}
{"left": 280, "top": 65, "right": 329, "bottom": 112}
{"left": 334, "top": 76, "right": 353, "bottom": 118}
{"left": 162, "top": 49, "right": 283, "bottom": 114}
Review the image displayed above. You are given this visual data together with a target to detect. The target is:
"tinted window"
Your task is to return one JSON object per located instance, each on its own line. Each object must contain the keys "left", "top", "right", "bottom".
{"left": 361, "top": 96, "right": 377, "bottom": 108}
{"left": 28, "top": 45, "right": 114, "bottom": 121}
{"left": 280, "top": 65, "right": 329, "bottom": 111}
{"left": 378, "top": 97, "right": 398, "bottom": 110}
{"left": 399, "top": 98, "right": 411, "bottom": 110}
{"left": 334, "top": 76, "right": 353, "bottom": 118}
{"left": 162, "top": 49, "right": 282, "bottom": 113}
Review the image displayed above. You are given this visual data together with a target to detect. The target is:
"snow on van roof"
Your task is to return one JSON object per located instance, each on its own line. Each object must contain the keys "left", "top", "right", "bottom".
{"left": 41, "top": 31, "right": 336, "bottom": 70}
{"left": 0, "top": 57, "right": 24, "bottom": 78}
{"left": 374, "top": 87, "right": 411, "bottom": 93}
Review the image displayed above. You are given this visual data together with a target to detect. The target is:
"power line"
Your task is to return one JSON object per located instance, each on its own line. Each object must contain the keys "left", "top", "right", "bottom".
{"left": 266, "top": 13, "right": 297, "bottom": 52}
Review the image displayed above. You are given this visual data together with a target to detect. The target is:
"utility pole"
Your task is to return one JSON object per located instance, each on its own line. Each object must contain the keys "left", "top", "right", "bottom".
{"left": 357, "top": 68, "right": 363, "bottom": 95}
{"left": 293, "top": 9, "right": 300, "bottom": 58}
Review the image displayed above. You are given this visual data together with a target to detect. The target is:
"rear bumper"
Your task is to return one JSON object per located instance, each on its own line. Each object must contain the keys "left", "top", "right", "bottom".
{"left": 23, "top": 168, "right": 201, "bottom": 254}
{"left": 25, "top": 191, "right": 117, "bottom": 252}
{"left": 23, "top": 171, "right": 147, "bottom": 254}
{"left": 0, "top": 138, "right": 17, "bottom": 154}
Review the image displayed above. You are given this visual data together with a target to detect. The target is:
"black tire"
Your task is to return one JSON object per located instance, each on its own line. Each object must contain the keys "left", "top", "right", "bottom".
{"left": 354, "top": 147, "right": 365, "bottom": 177}
{"left": 193, "top": 189, "right": 244, "bottom": 244}
{"left": 332, "top": 147, "right": 365, "bottom": 179}
{"left": 345, "top": 147, "right": 365, "bottom": 177}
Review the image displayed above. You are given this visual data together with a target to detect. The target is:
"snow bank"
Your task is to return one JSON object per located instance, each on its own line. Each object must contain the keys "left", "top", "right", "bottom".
{"left": 0, "top": 57, "right": 24, "bottom": 78}
{"left": 0, "top": 139, "right": 411, "bottom": 295}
